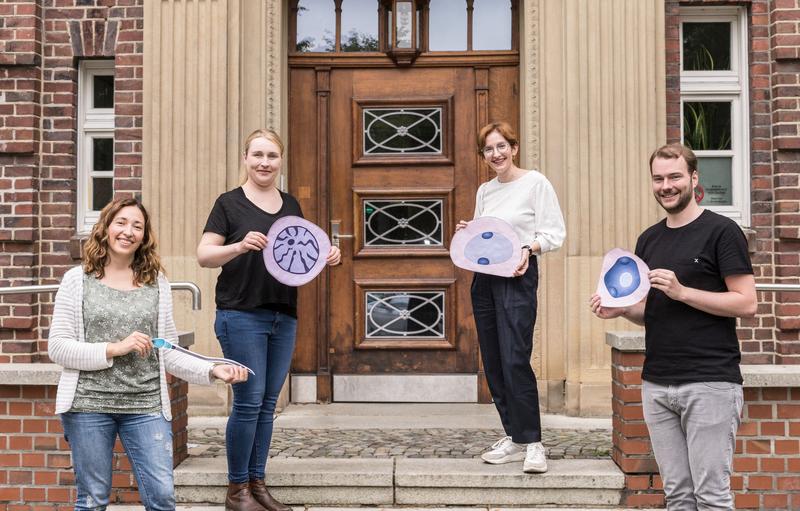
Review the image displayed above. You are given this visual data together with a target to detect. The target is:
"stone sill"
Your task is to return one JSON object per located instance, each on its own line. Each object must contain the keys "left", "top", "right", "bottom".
{"left": 606, "top": 330, "right": 800, "bottom": 388}
{"left": 0, "top": 331, "right": 195, "bottom": 386}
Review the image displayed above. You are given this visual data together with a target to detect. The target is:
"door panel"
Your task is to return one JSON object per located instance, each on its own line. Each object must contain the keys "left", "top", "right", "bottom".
{"left": 328, "top": 66, "right": 477, "bottom": 376}
{"left": 289, "top": 60, "right": 518, "bottom": 401}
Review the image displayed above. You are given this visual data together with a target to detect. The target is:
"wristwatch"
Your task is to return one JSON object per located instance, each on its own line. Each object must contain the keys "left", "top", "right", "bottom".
{"left": 521, "top": 244, "right": 532, "bottom": 256}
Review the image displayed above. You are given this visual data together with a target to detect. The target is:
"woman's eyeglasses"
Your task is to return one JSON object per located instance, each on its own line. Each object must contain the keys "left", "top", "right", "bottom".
{"left": 482, "top": 142, "right": 510, "bottom": 157}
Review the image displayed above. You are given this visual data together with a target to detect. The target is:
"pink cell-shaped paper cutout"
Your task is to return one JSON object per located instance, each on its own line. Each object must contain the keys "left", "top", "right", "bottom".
{"left": 596, "top": 248, "right": 651, "bottom": 307}
{"left": 263, "top": 216, "right": 331, "bottom": 287}
{"left": 450, "top": 216, "right": 521, "bottom": 277}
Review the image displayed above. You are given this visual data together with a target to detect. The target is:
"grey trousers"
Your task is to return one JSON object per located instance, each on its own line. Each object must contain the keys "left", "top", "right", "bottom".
{"left": 642, "top": 380, "right": 743, "bottom": 511}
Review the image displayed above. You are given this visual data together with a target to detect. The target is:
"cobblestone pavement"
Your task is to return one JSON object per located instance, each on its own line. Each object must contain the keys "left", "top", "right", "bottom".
{"left": 187, "top": 427, "right": 611, "bottom": 460}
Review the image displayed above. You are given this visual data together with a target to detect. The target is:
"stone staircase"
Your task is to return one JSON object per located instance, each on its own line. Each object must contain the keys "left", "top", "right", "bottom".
{"left": 155, "top": 403, "right": 649, "bottom": 509}
{"left": 173, "top": 456, "right": 624, "bottom": 507}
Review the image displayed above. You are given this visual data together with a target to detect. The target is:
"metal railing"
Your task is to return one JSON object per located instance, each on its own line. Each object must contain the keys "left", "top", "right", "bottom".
{"left": 0, "top": 281, "right": 795, "bottom": 312}
{"left": 755, "top": 283, "right": 800, "bottom": 292}
{"left": 0, "top": 282, "right": 202, "bottom": 310}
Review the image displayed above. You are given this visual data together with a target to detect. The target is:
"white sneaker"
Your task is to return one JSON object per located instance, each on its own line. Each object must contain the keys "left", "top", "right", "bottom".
{"left": 523, "top": 442, "right": 548, "bottom": 473}
{"left": 481, "top": 436, "right": 526, "bottom": 464}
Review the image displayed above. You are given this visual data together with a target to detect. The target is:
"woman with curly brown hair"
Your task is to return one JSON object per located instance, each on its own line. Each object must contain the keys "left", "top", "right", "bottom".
{"left": 48, "top": 197, "right": 248, "bottom": 511}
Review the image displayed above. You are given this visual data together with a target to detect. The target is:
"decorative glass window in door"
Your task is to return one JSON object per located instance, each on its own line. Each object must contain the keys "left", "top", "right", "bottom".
{"left": 363, "top": 199, "right": 443, "bottom": 246}
{"left": 365, "top": 291, "right": 445, "bottom": 338}
{"left": 363, "top": 107, "right": 442, "bottom": 155}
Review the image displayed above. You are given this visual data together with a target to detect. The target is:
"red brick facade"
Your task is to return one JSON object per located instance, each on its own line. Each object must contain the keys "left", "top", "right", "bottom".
{"left": 666, "top": 0, "right": 800, "bottom": 364}
{"left": 0, "top": 374, "right": 189, "bottom": 509}
{"left": 0, "top": 0, "right": 143, "bottom": 363}
{"left": 611, "top": 341, "right": 800, "bottom": 509}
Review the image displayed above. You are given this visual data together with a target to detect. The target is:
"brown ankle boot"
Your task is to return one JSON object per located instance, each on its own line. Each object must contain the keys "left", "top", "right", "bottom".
{"left": 225, "top": 481, "right": 267, "bottom": 511}
{"left": 249, "top": 479, "right": 291, "bottom": 511}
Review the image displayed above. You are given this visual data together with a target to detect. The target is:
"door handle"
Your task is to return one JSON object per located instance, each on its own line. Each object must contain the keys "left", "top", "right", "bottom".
{"left": 330, "top": 220, "right": 354, "bottom": 248}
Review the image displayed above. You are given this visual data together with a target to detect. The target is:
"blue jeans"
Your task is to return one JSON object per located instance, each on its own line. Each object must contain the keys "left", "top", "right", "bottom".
{"left": 643, "top": 380, "right": 743, "bottom": 511}
{"left": 61, "top": 412, "right": 174, "bottom": 511}
{"left": 215, "top": 308, "right": 297, "bottom": 483}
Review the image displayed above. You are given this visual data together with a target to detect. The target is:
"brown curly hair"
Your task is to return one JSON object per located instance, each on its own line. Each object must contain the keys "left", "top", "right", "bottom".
{"left": 82, "top": 198, "right": 164, "bottom": 286}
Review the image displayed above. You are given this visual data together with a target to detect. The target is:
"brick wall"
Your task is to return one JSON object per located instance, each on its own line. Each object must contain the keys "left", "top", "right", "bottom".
{"left": 0, "top": 0, "right": 144, "bottom": 362}
{"left": 0, "top": 0, "right": 43, "bottom": 364}
{"left": 665, "top": 0, "right": 800, "bottom": 363}
{"left": 771, "top": 0, "right": 800, "bottom": 360}
{"left": 0, "top": 373, "right": 189, "bottom": 509}
{"left": 610, "top": 338, "right": 800, "bottom": 509}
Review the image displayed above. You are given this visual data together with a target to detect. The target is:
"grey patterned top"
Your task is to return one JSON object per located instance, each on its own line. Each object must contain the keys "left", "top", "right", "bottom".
{"left": 71, "top": 274, "right": 161, "bottom": 414}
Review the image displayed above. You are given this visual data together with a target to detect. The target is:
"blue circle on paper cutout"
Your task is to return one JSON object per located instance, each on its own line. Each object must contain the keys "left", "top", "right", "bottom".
{"left": 603, "top": 256, "right": 641, "bottom": 298}
{"left": 272, "top": 226, "right": 321, "bottom": 275}
{"left": 463, "top": 232, "right": 515, "bottom": 266}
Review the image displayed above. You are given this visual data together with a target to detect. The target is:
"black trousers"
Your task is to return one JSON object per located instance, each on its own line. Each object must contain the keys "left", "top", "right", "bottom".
{"left": 471, "top": 256, "right": 541, "bottom": 444}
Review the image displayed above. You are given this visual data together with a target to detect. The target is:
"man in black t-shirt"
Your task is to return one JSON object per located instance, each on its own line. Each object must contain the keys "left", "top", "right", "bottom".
{"left": 590, "top": 143, "right": 756, "bottom": 510}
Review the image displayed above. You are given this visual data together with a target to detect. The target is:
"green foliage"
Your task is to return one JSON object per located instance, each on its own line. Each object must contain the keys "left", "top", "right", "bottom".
{"left": 683, "top": 102, "right": 731, "bottom": 151}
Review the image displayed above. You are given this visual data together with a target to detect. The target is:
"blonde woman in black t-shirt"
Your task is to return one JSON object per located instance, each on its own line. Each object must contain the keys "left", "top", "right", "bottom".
{"left": 198, "top": 129, "right": 341, "bottom": 511}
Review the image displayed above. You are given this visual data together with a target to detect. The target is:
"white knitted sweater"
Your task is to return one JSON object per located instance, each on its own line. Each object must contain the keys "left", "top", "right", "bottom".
{"left": 48, "top": 266, "right": 214, "bottom": 419}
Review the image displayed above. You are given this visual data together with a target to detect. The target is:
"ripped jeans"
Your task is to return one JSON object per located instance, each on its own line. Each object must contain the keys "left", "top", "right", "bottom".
{"left": 61, "top": 412, "right": 175, "bottom": 511}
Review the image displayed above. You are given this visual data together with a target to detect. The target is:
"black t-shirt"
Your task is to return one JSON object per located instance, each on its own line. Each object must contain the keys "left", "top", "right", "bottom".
{"left": 203, "top": 187, "right": 303, "bottom": 316}
{"left": 635, "top": 210, "right": 753, "bottom": 385}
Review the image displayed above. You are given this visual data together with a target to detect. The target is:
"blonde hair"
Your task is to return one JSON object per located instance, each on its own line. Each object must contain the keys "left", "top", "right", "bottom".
{"left": 239, "top": 128, "right": 285, "bottom": 185}
{"left": 82, "top": 198, "right": 164, "bottom": 286}
{"left": 477, "top": 121, "right": 519, "bottom": 154}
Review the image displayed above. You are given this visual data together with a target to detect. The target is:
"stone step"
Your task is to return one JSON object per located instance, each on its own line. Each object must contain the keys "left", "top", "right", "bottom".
{"left": 111, "top": 508, "right": 659, "bottom": 511}
{"left": 174, "top": 457, "right": 625, "bottom": 507}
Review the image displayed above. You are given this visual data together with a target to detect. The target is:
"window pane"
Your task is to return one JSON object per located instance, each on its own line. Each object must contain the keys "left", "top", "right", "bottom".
{"left": 395, "top": 1, "right": 413, "bottom": 49}
{"left": 366, "top": 291, "right": 445, "bottom": 338}
{"left": 697, "top": 156, "right": 733, "bottom": 206}
{"left": 473, "top": 0, "right": 511, "bottom": 50}
{"left": 429, "top": 0, "right": 466, "bottom": 51}
{"left": 296, "top": 0, "right": 335, "bottom": 52}
{"left": 93, "top": 138, "right": 114, "bottom": 171}
{"left": 92, "top": 177, "right": 113, "bottom": 211}
{"left": 341, "top": 0, "right": 378, "bottom": 51}
{"left": 683, "top": 101, "right": 731, "bottom": 151}
{"left": 363, "top": 107, "right": 442, "bottom": 155}
{"left": 93, "top": 75, "right": 114, "bottom": 108}
{"left": 682, "top": 22, "right": 731, "bottom": 71}
{"left": 364, "top": 199, "right": 443, "bottom": 246}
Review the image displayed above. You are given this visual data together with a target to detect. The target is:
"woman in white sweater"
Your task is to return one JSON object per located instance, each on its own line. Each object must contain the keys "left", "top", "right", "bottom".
{"left": 456, "top": 121, "right": 566, "bottom": 475}
{"left": 48, "top": 198, "right": 247, "bottom": 511}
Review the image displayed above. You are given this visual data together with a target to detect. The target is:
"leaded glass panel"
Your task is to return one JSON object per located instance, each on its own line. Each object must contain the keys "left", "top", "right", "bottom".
{"left": 365, "top": 291, "right": 445, "bottom": 338}
{"left": 363, "top": 107, "right": 442, "bottom": 155}
{"left": 363, "top": 199, "right": 442, "bottom": 246}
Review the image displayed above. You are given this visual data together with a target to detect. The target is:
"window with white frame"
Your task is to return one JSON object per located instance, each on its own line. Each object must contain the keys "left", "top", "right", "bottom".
{"left": 77, "top": 60, "right": 115, "bottom": 233}
{"left": 680, "top": 6, "right": 750, "bottom": 225}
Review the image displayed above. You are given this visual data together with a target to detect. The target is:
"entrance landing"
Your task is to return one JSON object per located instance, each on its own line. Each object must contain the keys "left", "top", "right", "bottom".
{"left": 188, "top": 404, "right": 612, "bottom": 460}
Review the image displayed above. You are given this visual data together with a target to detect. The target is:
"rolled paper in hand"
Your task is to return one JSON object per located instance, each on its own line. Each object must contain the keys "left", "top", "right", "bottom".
{"left": 152, "top": 338, "right": 255, "bottom": 375}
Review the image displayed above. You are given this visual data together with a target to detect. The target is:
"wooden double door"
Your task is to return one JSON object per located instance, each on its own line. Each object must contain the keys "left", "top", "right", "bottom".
{"left": 289, "top": 58, "right": 519, "bottom": 402}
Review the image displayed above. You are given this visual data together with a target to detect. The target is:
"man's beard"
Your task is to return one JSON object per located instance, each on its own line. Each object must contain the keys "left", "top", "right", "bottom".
{"left": 655, "top": 187, "right": 694, "bottom": 214}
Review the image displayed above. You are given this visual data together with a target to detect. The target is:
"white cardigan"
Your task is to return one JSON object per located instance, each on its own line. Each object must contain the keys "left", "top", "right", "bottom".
{"left": 48, "top": 266, "right": 214, "bottom": 420}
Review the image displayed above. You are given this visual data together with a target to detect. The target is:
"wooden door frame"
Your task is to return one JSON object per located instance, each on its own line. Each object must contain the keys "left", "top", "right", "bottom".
{"left": 289, "top": 54, "right": 519, "bottom": 405}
